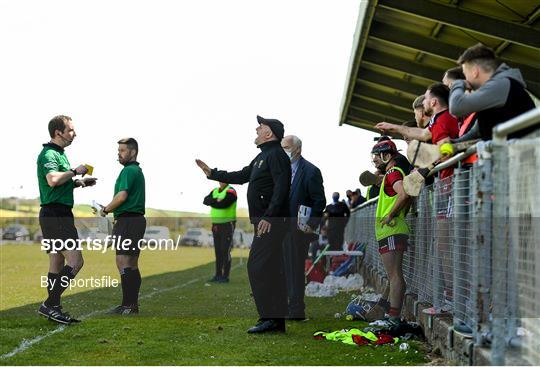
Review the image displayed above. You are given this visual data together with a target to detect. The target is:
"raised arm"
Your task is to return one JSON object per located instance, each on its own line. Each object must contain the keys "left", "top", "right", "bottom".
{"left": 375, "top": 122, "right": 432, "bottom": 142}
{"left": 196, "top": 158, "right": 252, "bottom": 184}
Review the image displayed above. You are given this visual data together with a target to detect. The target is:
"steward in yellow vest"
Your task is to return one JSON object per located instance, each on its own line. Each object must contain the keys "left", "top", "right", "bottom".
{"left": 203, "top": 182, "right": 237, "bottom": 283}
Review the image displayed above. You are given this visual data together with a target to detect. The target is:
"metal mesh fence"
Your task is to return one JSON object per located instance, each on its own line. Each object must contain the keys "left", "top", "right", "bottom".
{"left": 404, "top": 186, "right": 434, "bottom": 303}
{"left": 344, "top": 136, "right": 540, "bottom": 365}
{"left": 492, "top": 138, "right": 540, "bottom": 365}
{"left": 451, "top": 168, "right": 474, "bottom": 331}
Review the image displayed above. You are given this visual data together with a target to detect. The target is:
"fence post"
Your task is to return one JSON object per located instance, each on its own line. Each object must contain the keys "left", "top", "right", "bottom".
{"left": 491, "top": 141, "right": 509, "bottom": 365}
{"left": 431, "top": 178, "right": 443, "bottom": 312}
{"left": 452, "top": 167, "right": 469, "bottom": 330}
{"left": 469, "top": 143, "right": 493, "bottom": 346}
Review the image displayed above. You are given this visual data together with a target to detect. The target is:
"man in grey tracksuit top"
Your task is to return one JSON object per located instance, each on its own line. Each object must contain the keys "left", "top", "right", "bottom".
{"left": 449, "top": 43, "right": 536, "bottom": 141}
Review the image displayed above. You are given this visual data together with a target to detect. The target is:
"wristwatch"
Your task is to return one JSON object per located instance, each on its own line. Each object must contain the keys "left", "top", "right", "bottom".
{"left": 70, "top": 168, "right": 77, "bottom": 176}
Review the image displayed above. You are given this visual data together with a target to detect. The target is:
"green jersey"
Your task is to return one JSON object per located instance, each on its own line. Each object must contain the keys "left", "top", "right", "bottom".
{"left": 36, "top": 143, "right": 74, "bottom": 207}
{"left": 113, "top": 162, "right": 145, "bottom": 217}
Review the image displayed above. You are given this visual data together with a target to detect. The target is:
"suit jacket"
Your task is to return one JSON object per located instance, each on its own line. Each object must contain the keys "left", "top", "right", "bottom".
{"left": 288, "top": 157, "right": 325, "bottom": 236}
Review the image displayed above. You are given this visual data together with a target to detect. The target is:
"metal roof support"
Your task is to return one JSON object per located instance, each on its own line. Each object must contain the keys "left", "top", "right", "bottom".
{"left": 370, "top": 21, "right": 540, "bottom": 84}
{"left": 363, "top": 48, "right": 444, "bottom": 81}
{"left": 356, "top": 68, "right": 427, "bottom": 96}
{"left": 371, "top": 21, "right": 460, "bottom": 61}
{"left": 379, "top": 0, "right": 540, "bottom": 49}
{"left": 353, "top": 84, "right": 413, "bottom": 111}
{"left": 351, "top": 98, "right": 412, "bottom": 121}
{"left": 339, "top": 0, "right": 377, "bottom": 126}
{"left": 348, "top": 106, "right": 404, "bottom": 125}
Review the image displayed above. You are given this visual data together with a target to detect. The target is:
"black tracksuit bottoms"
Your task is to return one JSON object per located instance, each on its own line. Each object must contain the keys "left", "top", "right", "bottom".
{"left": 212, "top": 222, "right": 235, "bottom": 278}
{"left": 247, "top": 219, "right": 288, "bottom": 320}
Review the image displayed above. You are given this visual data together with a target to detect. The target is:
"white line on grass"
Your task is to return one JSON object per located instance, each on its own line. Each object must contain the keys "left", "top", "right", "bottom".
{"left": 1, "top": 262, "right": 244, "bottom": 360}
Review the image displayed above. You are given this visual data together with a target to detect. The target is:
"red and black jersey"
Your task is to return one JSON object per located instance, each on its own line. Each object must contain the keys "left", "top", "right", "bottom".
{"left": 428, "top": 110, "right": 459, "bottom": 180}
{"left": 383, "top": 167, "right": 404, "bottom": 197}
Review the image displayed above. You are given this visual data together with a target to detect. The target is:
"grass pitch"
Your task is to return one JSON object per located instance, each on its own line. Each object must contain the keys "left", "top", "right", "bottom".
{"left": 0, "top": 244, "right": 428, "bottom": 365}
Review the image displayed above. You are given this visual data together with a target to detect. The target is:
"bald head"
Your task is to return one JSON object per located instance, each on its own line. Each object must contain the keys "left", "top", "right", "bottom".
{"left": 281, "top": 134, "right": 302, "bottom": 162}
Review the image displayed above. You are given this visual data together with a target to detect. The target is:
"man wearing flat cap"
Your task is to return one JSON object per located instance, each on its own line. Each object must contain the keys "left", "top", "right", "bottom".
{"left": 196, "top": 115, "right": 291, "bottom": 334}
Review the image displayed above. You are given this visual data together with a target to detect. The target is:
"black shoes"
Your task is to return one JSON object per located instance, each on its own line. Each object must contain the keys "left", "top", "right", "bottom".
{"left": 209, "top": 275, "right": 229, "bottom": 283}
{"left": 247, "top": 319, "right": 286, "bottom": 334}
{"left": 107, "top": 304, "right": 139, "bottom": 315}
{"left": 287, "top": 316, "right": 307, "bottom": 321}
{"left": 38, "top": 303, "right": 80, "bottom": 324}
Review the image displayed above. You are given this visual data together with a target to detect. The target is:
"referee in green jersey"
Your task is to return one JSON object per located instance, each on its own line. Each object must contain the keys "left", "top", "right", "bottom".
{"left": 100, "top": 138, "right": 146, "bottom": 315}
{"left": 37, "top": 115, "right": 96, "bottom": 324}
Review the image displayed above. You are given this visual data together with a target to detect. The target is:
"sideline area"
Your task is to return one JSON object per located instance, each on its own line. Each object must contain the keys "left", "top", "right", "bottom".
{"left": 0, "top": 245, "right": 427, "bottom": 365}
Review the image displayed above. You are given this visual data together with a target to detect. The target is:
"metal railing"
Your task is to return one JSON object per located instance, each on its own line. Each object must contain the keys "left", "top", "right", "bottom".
{"left": 345, "top": 108, "right": 540, "bottom": 365}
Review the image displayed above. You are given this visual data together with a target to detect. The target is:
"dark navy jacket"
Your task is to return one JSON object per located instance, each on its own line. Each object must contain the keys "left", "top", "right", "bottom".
{"left": 288, "top": 157, "right": 325, "bottom": 231}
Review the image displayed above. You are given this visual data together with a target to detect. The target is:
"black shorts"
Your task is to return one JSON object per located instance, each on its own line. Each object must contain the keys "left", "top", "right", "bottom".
{"left": 378, "top": 234, "right": 408, "bottom": 254}
{"left": 112, "top": 214, "right": 146, "bottom": 256}
{"left": 39, "top": 204, "right": 79, "bottom": 253}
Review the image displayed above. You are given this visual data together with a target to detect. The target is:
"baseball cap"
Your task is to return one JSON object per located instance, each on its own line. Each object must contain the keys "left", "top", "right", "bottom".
{"left": 257, "top": 115, "right": 284, "bottom": 140}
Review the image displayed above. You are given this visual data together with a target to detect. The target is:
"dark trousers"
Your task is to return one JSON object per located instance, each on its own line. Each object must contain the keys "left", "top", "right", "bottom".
{"left": 327, "top": 226, "right": 345, "bottom": 251}
{"left": 212, "top": 222, "right": 235, "bottom": 278}
{"left": 247, "top": 220, "right": 288, "bottom": 320}
{"left": 282, "top": 229, "right": 310, "bottom": 318}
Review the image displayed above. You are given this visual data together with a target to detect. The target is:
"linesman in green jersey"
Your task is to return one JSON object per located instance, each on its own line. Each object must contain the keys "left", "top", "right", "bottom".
{"left": 100, "top": 138, "right": 146, "bottom": 315}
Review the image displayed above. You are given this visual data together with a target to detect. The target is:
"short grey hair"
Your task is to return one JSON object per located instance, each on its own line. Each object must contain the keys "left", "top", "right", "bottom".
{"left": 289, "top": 135, "right": 302, "bottom": 151}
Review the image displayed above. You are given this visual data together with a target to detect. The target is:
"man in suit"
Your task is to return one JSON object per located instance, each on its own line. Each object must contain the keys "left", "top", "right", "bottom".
{"left": 281, "top": 135, "right": 325, "bottom": 320}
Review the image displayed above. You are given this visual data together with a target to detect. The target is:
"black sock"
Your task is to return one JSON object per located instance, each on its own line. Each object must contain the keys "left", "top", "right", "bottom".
{"left": 45, "top": 266, "right": 75, "bottom": 307}
{"left": 131, "top": 269, "right": 141, "bottom": 306}
{"left": 120, "top": 267, "right": 132, "bottom": 306}
{"left": 46, "top": 272, "right": 59, "bottom": 299}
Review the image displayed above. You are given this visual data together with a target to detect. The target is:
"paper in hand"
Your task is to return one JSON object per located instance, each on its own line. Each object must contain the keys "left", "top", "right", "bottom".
{"left": 297, "top": 205, "right": 319, "bottom": 234}
{"left": 91, "top": 200, "right": 104, "bottom": 213}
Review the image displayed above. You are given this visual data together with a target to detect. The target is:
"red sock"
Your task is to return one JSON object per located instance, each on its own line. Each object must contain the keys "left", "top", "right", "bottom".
{"left": 388, "top": 307, "right": 400, "bottom": 317}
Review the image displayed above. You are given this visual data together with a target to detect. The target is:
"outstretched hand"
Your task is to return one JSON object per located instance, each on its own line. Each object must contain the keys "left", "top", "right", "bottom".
{"left": 374, "top": 122, "right": 396, "bottom": 134}
{"left": 195, "top": 159, "right": 211, "bottom": 177}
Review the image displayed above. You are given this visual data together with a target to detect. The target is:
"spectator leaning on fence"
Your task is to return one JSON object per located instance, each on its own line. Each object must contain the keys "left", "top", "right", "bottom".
{"left": 375, "top": 83, "right": 459, "bottom": 180}
{"left": 449, "top": 43, "right": 537, "bottom": 141}
{"left": 371, "top": 138, "right": 411, "bottom": 326}
{"left": 442, "top": 66, "right": 478, "bottom": 165}
{"left": 412, "top": 95, "right": 431, "bottom": 129}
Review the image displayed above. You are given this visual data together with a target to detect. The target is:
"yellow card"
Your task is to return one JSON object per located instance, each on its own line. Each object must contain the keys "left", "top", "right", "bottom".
{"left": 84, "top": 164, "right": 94, "bottom": 176}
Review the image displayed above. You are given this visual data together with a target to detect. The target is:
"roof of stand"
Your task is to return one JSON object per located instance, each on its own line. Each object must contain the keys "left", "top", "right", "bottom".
{"left": 339, "top": 0, "right": 540, "bottom": 132}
